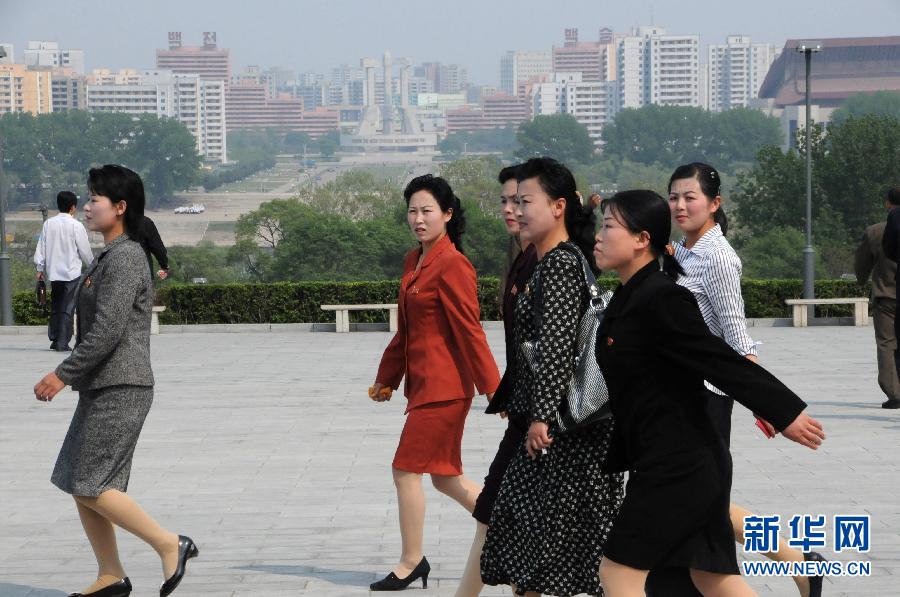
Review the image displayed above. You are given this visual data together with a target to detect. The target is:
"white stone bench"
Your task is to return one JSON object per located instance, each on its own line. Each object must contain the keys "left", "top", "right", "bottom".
{"left": 151, "top": 306, "right": 166, "bottom": 335}
{"left": 785, "top": 298, "right": 869, "bottom": 327}
{"left": 321, "top": 304, "right": 398, "bottom": 333}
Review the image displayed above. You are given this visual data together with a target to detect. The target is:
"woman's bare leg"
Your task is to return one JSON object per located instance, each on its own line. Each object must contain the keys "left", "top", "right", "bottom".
{"left": 731, "top": 503, "right": 810, "bottom": 596}
{"left": 392, "top": 468, "right": 426, "bottom": 578}
{"left": 598, "top": 558, "right": 649, "bottom": 597}
{"left": 431, "top": 474, "right": 481, "bottom": 512}
{"left": 690, "top": 569, "right": 758, "bottom": 597}
{"left": 73, "top": 498, "right": 128, "bottom": 593}
{"left": 75, "top": 490, "right": 180, "bottom": 579}
{"left": 454, "top": 521, "right": 487, "bottom": 597}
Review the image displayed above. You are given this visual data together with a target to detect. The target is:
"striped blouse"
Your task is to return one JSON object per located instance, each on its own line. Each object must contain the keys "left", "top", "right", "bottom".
{"left": 674, "top": 224, "right": 759, "bottom": 395}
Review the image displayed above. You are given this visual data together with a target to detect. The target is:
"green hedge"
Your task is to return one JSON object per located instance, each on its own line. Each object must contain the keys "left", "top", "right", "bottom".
{"left": 154, "top": 279, "right": 504, "bottom": 324}
{"left": 12, "top": 291, "right": 50, "bottom": 325}
{"left": 11, "top": 278, "right": 872, "bottom": 326}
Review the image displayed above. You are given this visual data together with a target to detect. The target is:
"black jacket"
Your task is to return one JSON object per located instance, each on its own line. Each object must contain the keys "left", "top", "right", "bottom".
{"left": 486, "top": 244, "right": 538, "bottom": 414}
{"left": 140, "top": 216, "right": 168, "bottom": 275}
{"left": 882, "top": 206, "right": 900, "bottom": 277}
{"left": 596, "top": 261, "right": 807, "bottom": 473}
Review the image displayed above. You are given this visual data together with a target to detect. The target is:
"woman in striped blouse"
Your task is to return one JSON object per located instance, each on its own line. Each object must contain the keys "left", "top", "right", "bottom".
{"left": 653, "top": 162, "right": 823, "bottom": 597}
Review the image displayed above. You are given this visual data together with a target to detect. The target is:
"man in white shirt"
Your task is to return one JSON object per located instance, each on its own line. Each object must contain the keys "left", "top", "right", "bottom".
{"left": 33, "top": 191, "right": 94, "bottom": 351}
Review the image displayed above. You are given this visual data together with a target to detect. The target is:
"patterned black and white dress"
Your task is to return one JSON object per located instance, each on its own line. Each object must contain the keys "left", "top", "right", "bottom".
{"left": 480, "top": 244, "right": 624, "bottom": 597}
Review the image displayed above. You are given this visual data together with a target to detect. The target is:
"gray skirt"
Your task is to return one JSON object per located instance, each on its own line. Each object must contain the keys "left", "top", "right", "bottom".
{"left": 51, "top": 385, "right": 153, "bottom": 497}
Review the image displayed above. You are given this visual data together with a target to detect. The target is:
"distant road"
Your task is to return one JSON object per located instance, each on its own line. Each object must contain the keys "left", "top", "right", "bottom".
{"left": 8, "top": 157, "right": 437, "bottom": 247}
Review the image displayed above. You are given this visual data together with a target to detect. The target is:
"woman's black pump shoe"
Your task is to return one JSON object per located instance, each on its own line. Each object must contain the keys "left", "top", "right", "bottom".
{"left": 370, "top": 557, "right": 431, "bottom": 591}
{"left": 804, "top": 551, "right": 826, "bottom": 597}
{"left": 68, "top": 577, "right": 132, "bottom": 597}
{"left": 159, "top": 535, "right": 199, "bottom": 597}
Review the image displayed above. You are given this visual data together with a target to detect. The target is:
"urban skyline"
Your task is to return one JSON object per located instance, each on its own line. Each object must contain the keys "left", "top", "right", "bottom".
{"left": 1, "top": 0, "right": 897, "bottom": 86}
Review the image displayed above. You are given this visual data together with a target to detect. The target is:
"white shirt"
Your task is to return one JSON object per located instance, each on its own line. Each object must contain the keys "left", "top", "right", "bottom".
{"left": 675, "top": 224, "right": 759, "bottom": 395}
{"left": 33, "top": 213, "right": 94, "bottom": 282}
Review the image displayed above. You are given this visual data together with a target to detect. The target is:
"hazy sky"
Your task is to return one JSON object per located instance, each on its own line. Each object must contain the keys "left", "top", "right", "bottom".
{"left": 2, "top": 0, "right": 898, "bottom": 85}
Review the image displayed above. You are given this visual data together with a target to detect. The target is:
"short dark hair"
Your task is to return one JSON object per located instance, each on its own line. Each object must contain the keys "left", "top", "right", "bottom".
{"left": 668, "top": 162, "right": 728, "bottom": 235}
{"left": 516, "top": 157, "right": 598, "bottom": 273}
{"left": 601, "top": 189, "right": 685, "bottom": 280}
{"left": 403, "top": 174, "right": 466, "bottom": 253}
{"left": 887, "top": 187, "right": 900, "bottom": 206}
{"left": 87, "top": 165, "right": 146, "bottom": 241}
{"left": 57, "top": 191, "right": 78, "bottom": 212}
{"left": 497, "top": 164, "right": 521, "bottom": 185}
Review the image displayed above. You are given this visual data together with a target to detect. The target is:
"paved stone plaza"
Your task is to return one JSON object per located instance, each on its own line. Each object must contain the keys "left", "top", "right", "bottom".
{"left": 1, "top": 325, "right": 897, "bottom": 596}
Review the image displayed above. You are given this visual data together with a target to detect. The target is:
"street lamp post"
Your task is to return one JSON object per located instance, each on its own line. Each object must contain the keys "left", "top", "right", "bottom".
{"left": 0, "top": 141, "right": 13, "bottom": 325}
{"left": 796, "top": 41, "right": 822, "bottom": 322}
{"left": 0, "top": 44, "right": 12, "bottom": 325}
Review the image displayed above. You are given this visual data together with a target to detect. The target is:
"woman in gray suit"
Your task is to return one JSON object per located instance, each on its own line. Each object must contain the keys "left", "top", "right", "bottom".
{"left": 33, "top": 165, "right": 197, "bottom": 597}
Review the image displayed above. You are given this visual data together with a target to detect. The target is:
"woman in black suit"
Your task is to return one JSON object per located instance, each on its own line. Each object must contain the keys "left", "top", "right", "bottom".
{"left": 592, "top": 190, "right": 825, "bottom": 597}
{"left": 454, "top": 164, "right": 538, "bottom": 596}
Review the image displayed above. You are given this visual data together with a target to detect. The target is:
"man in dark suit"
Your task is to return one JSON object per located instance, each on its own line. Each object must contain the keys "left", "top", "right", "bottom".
{"left": 878, "top": 186, "right": 900, "bottom": 408}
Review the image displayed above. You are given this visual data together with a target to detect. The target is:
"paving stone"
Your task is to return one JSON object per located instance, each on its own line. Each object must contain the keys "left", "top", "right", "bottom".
{"left": 1, "top": 325, "right": 896, "bottom": 595}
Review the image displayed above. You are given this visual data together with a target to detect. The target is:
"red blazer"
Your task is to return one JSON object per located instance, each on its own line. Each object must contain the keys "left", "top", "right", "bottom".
{"left": 376, "top": 234, "right": 500, "bottom": 412}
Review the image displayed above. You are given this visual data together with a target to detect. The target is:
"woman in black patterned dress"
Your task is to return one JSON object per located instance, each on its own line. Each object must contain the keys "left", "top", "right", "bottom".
{"left": 480, "top": 157, "right": 624, "bottom": 597}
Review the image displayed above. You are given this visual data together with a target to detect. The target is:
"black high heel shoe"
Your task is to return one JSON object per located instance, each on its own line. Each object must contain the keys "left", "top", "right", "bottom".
{"left": 68, "top": 577, "right": 132, "bottom": 597}
{"left": 804, "top": 551, "right": 826, "bottom": 597}
{"left": 370, "top": 557, "right": 431, "bottom": 591}
{"left": 159, "top": 535, "right": 199, "bottom": 597}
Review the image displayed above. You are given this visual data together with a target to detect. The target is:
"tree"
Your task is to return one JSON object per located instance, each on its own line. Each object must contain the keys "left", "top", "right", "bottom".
{"left": 0, "top": 111, "right": 202, "bottom": 208}
{"left": 732, "top": 115, "right": 900, "bottom": 278}
{"left": 438, "top": 156, "right": 504, "bottom": 215}
{"left": 125, "top": 114, "right": 201, "bottom": 206}
{"left": 294, "top": 170, "right": 399, "bottom": 221}
{"left": 515, "top": 114, "right": 595, "bottom": 164}
{"left": 735, "top": 226, "right": 826, "bottom": 279}
{"left": 732, "top": 125, "right": 827, "bottom": 238}
{"left": 283, "top": 131, "right": 314, "bottom": 154}
{"left": 819, "top": 114, "right": 900, "bottom": 234}
{"left": 438, "top": 127, "right": 518, "bottom": 157}
{"left": 601, "top": 105, "right": 781, "bottom": 170}
{"left": 831, "top": 91, "right": 900, "bottom": 127}
{"left": 316, "top": 130, "right": 340, "bottom": 157}
{"left": 711, "top": 108, "right": 783, "bottom": 166}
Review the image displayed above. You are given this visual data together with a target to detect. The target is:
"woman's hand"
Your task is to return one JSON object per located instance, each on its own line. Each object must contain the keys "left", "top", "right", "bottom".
{"left": 34, "top": 372, "right": 66, "bottom": 402}
{"left": 745, "top": 354, "right": 759, "bottom": 364}
{"left": 781, "top": 412, "right": 825, "bottom": 450}
{"left": 368, "top": 382, "right": 392, "bottom": 402}
{"left": 526, "top": 421, "right": 553, "bottom": 459}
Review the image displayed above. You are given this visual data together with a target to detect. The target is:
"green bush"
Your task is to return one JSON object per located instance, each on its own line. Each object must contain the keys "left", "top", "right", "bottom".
{"left": 12, "top": 291, "right": 50, "bottom": 325}
{"left": 12, "top": 278, "right": 872, "bottom": 326}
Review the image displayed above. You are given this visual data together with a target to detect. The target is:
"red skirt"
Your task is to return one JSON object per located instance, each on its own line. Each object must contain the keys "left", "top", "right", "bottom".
{"left": 393, "top": 398, "right": 472, "bottom": 475}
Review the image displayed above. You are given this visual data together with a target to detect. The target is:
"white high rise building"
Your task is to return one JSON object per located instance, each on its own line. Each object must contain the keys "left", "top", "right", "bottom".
{"left": 531, "top": 72, "right": 618, "bottom": 146}
{"left": 708, "top": 35, "right": 776, "bottom": 111}
{"left": 24, "top": 41, "right": 85, "bottom": 74}
{"left": 86, "top": 69, "right": 227, "bottom": 162}
{"left": 616, "top": 26, "right": 700, "bottom": 109}
{"left": 500, "top": 50, "right": 553, "bottom": 96}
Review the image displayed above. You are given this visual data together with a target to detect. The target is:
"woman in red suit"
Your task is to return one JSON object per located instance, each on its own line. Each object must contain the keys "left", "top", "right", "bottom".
{"left": 369, "top": 174, "right": 500, "bottom": 591}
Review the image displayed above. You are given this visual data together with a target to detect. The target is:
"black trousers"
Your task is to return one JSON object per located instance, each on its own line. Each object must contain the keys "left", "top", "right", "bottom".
{"left": 893, "top": 297, "right": 900, "bottom": 394}
{"left": 49, "top": 279, "right": 79, "bottom": 349}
